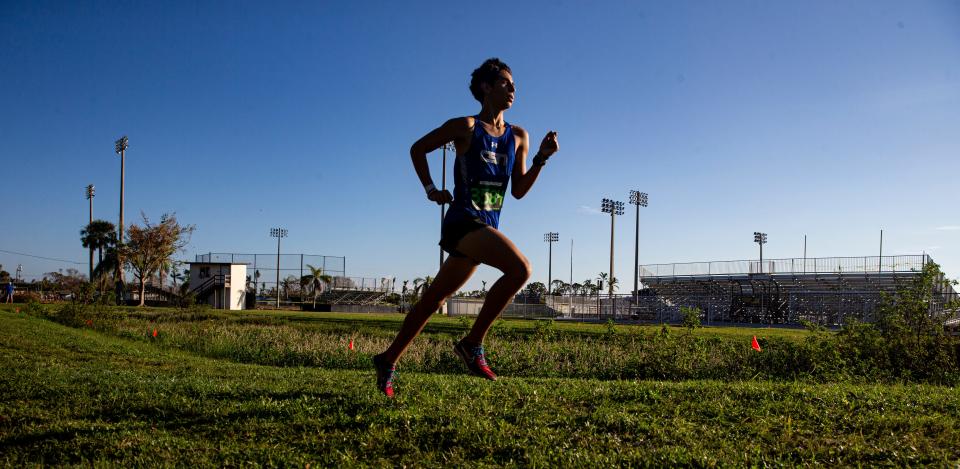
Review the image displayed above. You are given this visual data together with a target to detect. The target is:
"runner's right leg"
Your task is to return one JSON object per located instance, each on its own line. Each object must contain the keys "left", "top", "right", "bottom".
{"left": 453, "top": 227, "right": 532, "bottom": 345}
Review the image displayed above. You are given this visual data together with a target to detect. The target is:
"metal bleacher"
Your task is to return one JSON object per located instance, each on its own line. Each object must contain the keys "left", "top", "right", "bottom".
{"left": 639, "top": 255, "right": 957, "bottom": 327}
{"left": 315, "top": 289, "right": 388, "bottom": 306}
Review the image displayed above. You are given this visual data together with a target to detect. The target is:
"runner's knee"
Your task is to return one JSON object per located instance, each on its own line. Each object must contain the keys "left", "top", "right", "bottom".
{"left": 507, "top": 256, "right": 532, "bottom": 282}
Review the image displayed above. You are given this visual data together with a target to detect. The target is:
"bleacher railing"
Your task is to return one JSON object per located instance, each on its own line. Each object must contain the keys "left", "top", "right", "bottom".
{"left": 640, "top": 255, "right": 929, "bottom": 278}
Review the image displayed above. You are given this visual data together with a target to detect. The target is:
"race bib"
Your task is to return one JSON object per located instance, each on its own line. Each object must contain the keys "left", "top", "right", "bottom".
{"left": 470, "top": 181, "right": 505, "bottom": 211}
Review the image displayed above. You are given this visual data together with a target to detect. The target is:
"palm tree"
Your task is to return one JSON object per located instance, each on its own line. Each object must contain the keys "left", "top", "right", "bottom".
{"left": 583, "top": 279, "right": 598, "bottom": 296}
{"left": 92, "top": 244, "right": 120, "bottom": 282}
{"left": 81, "top": 220, "right": 117, "bottom": 274}
{"left": 410, "top": 276, "right": 434, "bottom": 304}
{"left": 170, "top": 267, "right": 184, "bottom": 290}
{"left": 280, "top": 275, "right": 297, "bottom": 301}
{"left": 302, "top": 264, "right": 332, "bottom": 308}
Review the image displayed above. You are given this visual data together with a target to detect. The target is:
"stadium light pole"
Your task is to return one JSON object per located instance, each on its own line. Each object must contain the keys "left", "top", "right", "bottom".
{"left": 879, "top": 229, "right": 883, "bottom": 272}
{"left": 629, "top": 191, "right": 648, "bottom": 304}
{"left": 754, "top": 232, "right": 767, "bottom": 273}
{"left": 86, "top": 184, "right": 95, "bottom": 280}
{"left": 602, "top": 198, "right": 625, "bottom": 298}
{"left": 439, "top": 142, "right": 454, "bottom": 270}
{"left": 114, "top": 136, "right": 128, "bottom": 285}
{"left": 544, "top": 232, "right": 559, "bottom": 294}
{"left": 270, "top": 228, "right": 288, "bottom": 309}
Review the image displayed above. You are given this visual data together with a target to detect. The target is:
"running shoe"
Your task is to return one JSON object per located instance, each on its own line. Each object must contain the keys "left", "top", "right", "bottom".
{"left": 453, "top": 340, "right": 498, "bottom": 381}
{"left": 372, "top": 353, "right": 396, "bottom": 398}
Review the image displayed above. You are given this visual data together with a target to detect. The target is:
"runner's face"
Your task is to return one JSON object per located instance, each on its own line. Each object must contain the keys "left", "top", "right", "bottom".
{"left": 484, "top": 71, "right": 515, "bottom": 109}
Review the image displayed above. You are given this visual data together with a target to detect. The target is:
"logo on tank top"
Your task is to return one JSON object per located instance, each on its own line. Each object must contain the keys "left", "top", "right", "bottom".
{"left": 481, "top": 151, "right": 507, "bottom": 167}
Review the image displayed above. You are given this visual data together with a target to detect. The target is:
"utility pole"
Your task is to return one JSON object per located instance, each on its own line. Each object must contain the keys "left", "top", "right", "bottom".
{"left": 270, "top": 227, "right": 288, "bottom": 309}
{"left": 86, "top": 184, "right": 95, "bottom": 280}
{"left": 601, "top": 198, "right": 625, "bottom": 298}
{"left": 544, "top": 232, "right": 558, "bottom": 294}
{"left": 114, "top": 136, "right": 128, "bottom": 286}
{"left": 628, "top": 191, "right": 648, "bottom": 304}
{"left": 440, "top": 142, "right": 454, "bottom": 270}
{"left": 879, "top": 229, "right": 883, "bottom": 272}
{"left": 754, "top": 232, "right": 767, "bottom": 273}
{"left": 754, "top": 231, "right": 768, "bottom": 321}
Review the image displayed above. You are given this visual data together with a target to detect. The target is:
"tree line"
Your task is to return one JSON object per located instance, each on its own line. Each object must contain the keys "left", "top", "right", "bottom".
{"left": 80, "top": 212, "right": 193, "bottom": 306}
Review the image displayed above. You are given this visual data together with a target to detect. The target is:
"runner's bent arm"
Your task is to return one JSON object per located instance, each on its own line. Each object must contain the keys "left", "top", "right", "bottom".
{"left": 511, "top": 126, "right": 559, "bottom": 199}
{"left": 410, "top": 117, "right": 472, "bottom": 205}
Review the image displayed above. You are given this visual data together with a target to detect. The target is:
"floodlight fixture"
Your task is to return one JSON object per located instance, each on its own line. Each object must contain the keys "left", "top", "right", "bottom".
{"left": 270, "top": 228, "right": 288, "bottom": 238}
{"left": 629, "top": 190, "right": 648, "bottom": 207}
{"left": 114, "top": 136, "right": 129, "bottom": 154}
{"left": 601, "top": 198, "right": 624, "bottom": 215}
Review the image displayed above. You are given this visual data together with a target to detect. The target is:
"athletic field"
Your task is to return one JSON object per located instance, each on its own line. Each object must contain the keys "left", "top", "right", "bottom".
{"left": 2, "top": 305, "right": 958, "bottom": 466}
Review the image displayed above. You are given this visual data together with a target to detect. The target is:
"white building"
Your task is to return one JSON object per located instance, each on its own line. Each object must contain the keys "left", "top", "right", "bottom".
{"left": 187, "top": 262, "right": 248, "bottom": 310}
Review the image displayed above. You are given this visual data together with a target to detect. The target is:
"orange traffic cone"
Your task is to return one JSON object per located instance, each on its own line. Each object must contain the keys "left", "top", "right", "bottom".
{"left": 348, "top": 338, "right": 355, "bottom": 351}
{"left": 751, "top": 335, "right": 762, "bottom": 352}
{"left": 152, "top": 329, "right": 158, "bottom": 338}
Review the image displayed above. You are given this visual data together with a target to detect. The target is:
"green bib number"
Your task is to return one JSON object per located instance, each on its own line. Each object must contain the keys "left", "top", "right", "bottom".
{"left": 470, "top": 186, "right": 505, "bottom": 211}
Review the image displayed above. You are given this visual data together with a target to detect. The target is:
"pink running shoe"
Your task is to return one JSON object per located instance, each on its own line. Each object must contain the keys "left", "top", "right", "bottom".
{"left": 372, "top": 354, "right": 396, "bottom": 398}
{"left": 453, "top": 340, "right": 498, "bottom": 381}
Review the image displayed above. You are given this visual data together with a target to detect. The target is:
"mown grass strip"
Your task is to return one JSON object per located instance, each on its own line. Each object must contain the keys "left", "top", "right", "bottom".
{"left": 2, "top": 311, "right": 959, "bottom": 466}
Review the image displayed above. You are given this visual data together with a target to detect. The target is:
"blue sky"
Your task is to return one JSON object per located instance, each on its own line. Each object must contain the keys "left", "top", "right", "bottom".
{"left": 1, "top": 0, "right": 958, "bottom": 290}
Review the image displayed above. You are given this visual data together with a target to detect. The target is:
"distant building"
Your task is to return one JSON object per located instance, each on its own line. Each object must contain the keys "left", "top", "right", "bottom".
{"left": 187, "top": 261, "right": 248, "bottom": 310}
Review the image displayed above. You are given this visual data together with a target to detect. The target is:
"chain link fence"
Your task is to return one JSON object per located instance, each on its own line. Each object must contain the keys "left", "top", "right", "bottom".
{"left": 640, "top": 255, "right": 928, "bottom": 277}
{"left": 193, "top": 253, "right": 395, "bottom": 307}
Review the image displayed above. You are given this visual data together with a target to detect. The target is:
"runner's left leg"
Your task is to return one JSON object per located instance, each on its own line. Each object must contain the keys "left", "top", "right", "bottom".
{"left": 380, "top": 255, "right": 478, "bottom": 364}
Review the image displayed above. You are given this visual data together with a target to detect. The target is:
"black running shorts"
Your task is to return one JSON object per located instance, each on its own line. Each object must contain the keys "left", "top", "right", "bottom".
{"left": 439, "top": 217, "right": 489, "bottom": 259}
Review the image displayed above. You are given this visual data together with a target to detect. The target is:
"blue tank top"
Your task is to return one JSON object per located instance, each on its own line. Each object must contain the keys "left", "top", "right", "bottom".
{"left": 445, "top": 118, "right": 516, "bottom": 229}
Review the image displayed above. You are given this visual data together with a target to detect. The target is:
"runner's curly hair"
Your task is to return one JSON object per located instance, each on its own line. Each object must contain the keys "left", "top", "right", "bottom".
{"left": 470, "top": 58, "right": 512, "bottom": 103}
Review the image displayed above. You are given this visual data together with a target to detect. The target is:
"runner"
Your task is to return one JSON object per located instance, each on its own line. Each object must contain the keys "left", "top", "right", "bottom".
{"left": 374, "top": 58, "right": 559, "bottom": 397}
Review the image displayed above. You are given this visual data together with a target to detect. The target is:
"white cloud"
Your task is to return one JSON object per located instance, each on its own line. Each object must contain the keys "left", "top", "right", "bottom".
{"left": 577, "top": 205, "right": 602, "bottom": 215}
{"left": 935, "top": 226, "right": 960, "bottom": 231}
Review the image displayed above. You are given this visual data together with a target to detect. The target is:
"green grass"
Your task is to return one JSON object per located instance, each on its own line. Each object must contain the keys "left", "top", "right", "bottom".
{"left": 233, "top": 309, "right": 813, "bottom": 339}
{"left": 2, "top": 307, "right": 959, "bottom": 466}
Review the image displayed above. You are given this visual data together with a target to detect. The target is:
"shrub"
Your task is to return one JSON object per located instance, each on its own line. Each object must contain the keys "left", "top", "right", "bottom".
{"left": 533, "top": 319, "right": 556, "bottom": 340}
{"left": 680, "top": 306, "right": 702, "bottom": 330}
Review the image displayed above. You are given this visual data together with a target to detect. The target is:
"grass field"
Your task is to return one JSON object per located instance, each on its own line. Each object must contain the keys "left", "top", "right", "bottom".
{"left": 2, "top": 305, "right": 959, "bottom": 466}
